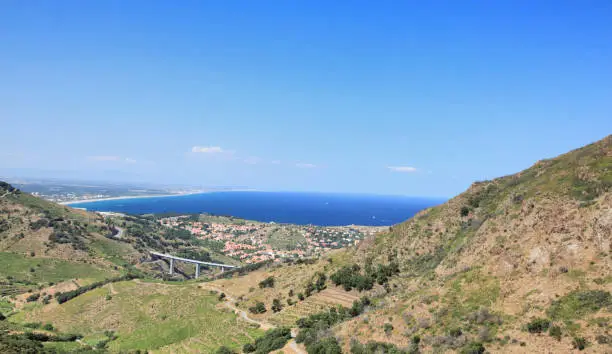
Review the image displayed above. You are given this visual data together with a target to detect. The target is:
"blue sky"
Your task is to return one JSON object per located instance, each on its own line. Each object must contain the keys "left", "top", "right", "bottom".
{"left": 1, "top": 1, "right": 611, "bottom": 197}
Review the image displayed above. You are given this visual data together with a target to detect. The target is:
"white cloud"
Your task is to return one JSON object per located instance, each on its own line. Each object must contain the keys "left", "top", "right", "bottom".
{"left": 387, "top": 166, "right": 418, "bottom": 173}
{"left": 88, "top": 155, "right": 121, "bottom": 161}
{"left": 87, "top": 156, "right": 138, "bottom": 164}
{"left": 243, "top": 156, "right": 262, "bottom": 165}
{"left": 271, "top": 160, "right": 281, "bottom": 165}
{"left": 191, "top": 146, "right": 225, "bottom": 154}
{"left": 296, "top": 163, "right": 317, "bottom": 169}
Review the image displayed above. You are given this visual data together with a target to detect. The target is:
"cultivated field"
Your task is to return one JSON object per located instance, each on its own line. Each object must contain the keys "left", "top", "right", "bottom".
{"left": 11, "top": 280, "right": 264, "bottom": 352}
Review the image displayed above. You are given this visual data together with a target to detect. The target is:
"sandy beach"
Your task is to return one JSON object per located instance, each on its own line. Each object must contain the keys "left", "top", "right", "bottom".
{"left": 59, "top": 192, "right": 202, "bottom": 205}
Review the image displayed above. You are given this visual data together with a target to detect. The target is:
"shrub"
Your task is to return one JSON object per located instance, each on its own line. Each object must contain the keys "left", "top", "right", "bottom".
{"left": 242, "top": 327, "right": 291, "bottom": 353}
{"left": 547, "top": 290, "right": 611, "bottom": 320}
{"left": 56, "top": 273, "right": 140, "bottom": 304}
{"left": 218, "top": 292, "right": 226, "bottom": 301}
{"left": 258, "top": 276, "right": 275, "bottom": 289}
{"left": 242, "top": 342, "right": 256, "bottom": 352}
{"left": 383, "top": 323, "right": 393, "bottom": 335}
{"left": 307, "top": 336, "right": 342, "bottom": 354}
{"left": 298, "top": 293, "right": 305, "bottom": 301}
{"left": 214, "top": 346, "right": 236, "bottom": 354}
{"left": 460, "top": 342, "right": 485, "bottom": 354}
{"left": 249, "top": 302, "right": 266, "bottom": 314}
{"left": 526, "top": 318, "right": 550, "bottom": 333}
{"left": 573, "top": 337, "right": 587, "bottom": 350}
{"left": 272, "top": 298, "right": 283, "bottom": 313}
{"left": 26, "top": 293, "right": 40, "bottom": 302}
{"left": 460, "top": 206, "right": 470, "bottom": 217}
{"left": 42, "top": 323, "right": 54, "bottom": 331}
{"left": 549, "top": 325, "right": 562, "bottom": 341}
{"left": 449, "top": 327, "right": 463, "bottom": 337}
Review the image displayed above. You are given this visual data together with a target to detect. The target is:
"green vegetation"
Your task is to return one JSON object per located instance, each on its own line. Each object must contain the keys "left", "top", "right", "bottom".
{"left": 12, "top": 281, "right": 264, "bottom": 352}
{"left": 573, "top": 336, "right": 588, "bottom": 350}
{"left": 55, "top": 273, "right": 140, "bottom": 303}
{"left": 296, "top": 297, "right": 371, "bottom": 353}
{"left": 350, "top": 340, "right": 413, "bottom": 354}
{"left": 249, "top": 301, "right": 267, "bottom": 314}
{"left": 258, "top": 276, "right": 275, "bottom": 289}
{"left": 547, "top": 290, "right": 612, "bottom": 321}
{"left": 526, "top": 318, "right": 551, "bottom": 333}
{"left": 0, "top": 252, "right": 117, "bottom": 296}
{"left": 241, "top": 327, "right": 292, "bottom": 354}
{"left": 549, "top": 325, "right": 562, "bottom": 341}
{"left": 330, "top": 262, "right": 400, "bottom": 292}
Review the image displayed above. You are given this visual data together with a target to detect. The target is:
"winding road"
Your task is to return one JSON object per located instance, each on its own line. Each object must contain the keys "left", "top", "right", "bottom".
{"left": 202, "top": 284, "right": 306, "bottom": 354}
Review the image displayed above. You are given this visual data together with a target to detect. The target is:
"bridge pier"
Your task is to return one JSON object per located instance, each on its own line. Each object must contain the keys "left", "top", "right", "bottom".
{"left": 195, "top": 264, "right": 200, "bottom": 278}
{"left": 169, "top": 258, "right": 174, "bottom": 275}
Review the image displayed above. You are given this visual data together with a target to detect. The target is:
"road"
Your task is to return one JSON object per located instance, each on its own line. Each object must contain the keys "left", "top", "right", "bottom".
{"left": 112, "top": 226, "right": 124, "bottom": 239}
{"left": 202, "top": 284, "right": 306, "bottom": 354}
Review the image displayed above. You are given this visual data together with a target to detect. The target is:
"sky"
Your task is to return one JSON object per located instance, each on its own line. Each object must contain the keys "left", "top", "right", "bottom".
{"left": 1, "top": 1, "right": 611, "bottom": 197}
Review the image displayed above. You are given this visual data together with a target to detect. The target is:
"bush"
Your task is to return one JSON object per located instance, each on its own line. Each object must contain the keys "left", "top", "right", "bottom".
{"left": 307, "top": 336, "right": 342, "bottom": 354}
{"left": 548, "top": 290, "right": 611, "bottom": 320}
{"left": 549, "top": 325, "right": 562, "bottom": 341}
{"left": 26, "top": 293, "right": 40, "bottom": 302}
{"left": 42, "top": 323, "right": 54, "bottom": 331}
{"left": 218, "top": 293, "right": 226, "bottom": 301}
{"left": 460, "top": 342, "right": 485, "bottom": 354}
{"left": 242, "top": 342, "right": 256, "bottom": 352}
{"left": 573, "top": 337, "right": 587, "bottom": 350}
{"left": 56, "top": 273, "right": 140, "bottom": 304}
{"left": 526, "top": 318, "right": 550, "bottom": 333}
{"left": 449, "top": 327, "right": 462, "bottom": 337}
{"left": 215, "top": 346, "right": 236, "bottom": 354}
{"left": 460, "top": 206, "right": 470, "bottom": 217}
{"left": 271, "top": 298, "right": 283, "bottom": 313}
{"left": 383, "top": 323, "right": 393, "bottom": 335}
{"left": 242, "top": 327, "right": 291, "bottom": 353}
{"left": 249, "top": 302, "right": 266, "bottom": 314}
{"left": 350, "top": 340, "right": 407, "bottom": 354}
{"left": 258, "top": 276, "right": 275, "bottom": 289}
{"left": 298, "top": 293, "right": 305, "bottom": 301}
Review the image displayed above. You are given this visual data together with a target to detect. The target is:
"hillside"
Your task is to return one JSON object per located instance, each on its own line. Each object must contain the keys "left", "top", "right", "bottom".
{"left": 210, "top": 135, "right": 612, "bottom": 353}
{"left": 1, "top": 136, "right": 610, "bottom": 353}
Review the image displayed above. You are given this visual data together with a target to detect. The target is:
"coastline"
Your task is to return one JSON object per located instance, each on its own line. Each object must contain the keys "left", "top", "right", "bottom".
{"left": 59, "top": 192, "right": 203, "bottom": 205}
{"left": 59, "top": 189, "right": 259, "bottom": 206}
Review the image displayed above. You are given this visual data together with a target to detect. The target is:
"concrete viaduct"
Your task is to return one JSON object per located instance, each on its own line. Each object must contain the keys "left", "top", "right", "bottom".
{"left": 150, "top": 251, "right": 238, "bottom": 278}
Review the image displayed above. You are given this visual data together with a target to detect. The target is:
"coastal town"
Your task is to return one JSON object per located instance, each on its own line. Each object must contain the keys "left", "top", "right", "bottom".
{"left": 158, "top": 215, "right": 386, "bottom": 264}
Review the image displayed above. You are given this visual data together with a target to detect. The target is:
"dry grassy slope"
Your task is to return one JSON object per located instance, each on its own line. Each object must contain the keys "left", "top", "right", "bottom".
{"left": 331, "top": 135, "right": 612, "bottom": 352}
{"left": 218, "top": 136, "right": 611, "bottom": 353}
{"left": 0, "top": 184, "right": 141, "bottom": 269}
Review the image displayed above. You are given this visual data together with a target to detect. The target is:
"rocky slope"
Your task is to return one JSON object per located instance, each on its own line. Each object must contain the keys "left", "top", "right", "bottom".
{"left": 215, "top": 135, "right": 611, "bottom": 353}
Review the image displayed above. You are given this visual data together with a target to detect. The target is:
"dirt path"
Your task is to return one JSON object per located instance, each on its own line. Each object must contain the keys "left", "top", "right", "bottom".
{"left": 201, "top": 284, "right": 306, "bottom": 354}
{"left": 202, "top": 284, "right": 274, "bottom": 330}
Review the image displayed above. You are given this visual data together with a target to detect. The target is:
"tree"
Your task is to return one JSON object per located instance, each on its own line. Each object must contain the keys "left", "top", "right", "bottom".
{"left": 272, "top": 298, "right": 283, "bottom": 313}
{"left": 258, "top": 276, "right": 275, "bottom": 289}
{"left": 249, "top": 302, "right": 267, "bottom": 314}
{"left": 215, "top": 346, "right": 237, "bottom": 354}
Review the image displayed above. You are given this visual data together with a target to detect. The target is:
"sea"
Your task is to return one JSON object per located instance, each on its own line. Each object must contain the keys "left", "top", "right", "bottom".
{"left": 68, "top": 191, "right": 445, "bottom": 226}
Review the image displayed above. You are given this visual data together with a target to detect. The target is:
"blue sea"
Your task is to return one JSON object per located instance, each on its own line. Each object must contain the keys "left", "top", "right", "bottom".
{"left": 68, "top": 192, "right": 445, "bottom": 226}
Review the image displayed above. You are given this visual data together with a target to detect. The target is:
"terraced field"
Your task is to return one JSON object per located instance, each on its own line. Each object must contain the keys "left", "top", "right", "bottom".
{"left": 268, "top": 287, "right": 360, "bottom": 326}
{"left": 10, "top": 280, "right": 264, "bottom": 352}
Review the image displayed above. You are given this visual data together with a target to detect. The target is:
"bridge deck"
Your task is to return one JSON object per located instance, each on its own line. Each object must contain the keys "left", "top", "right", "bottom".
{"left": 150, "top": 251, "right": 238, "bottom": 268}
